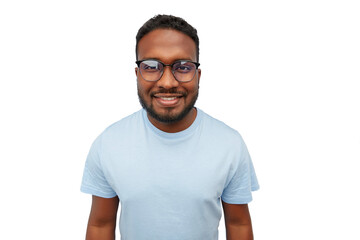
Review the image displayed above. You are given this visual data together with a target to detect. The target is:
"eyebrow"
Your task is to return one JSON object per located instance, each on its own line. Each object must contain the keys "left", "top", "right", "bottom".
{"left": 139, "top": 58, "right": 196, "bottom": 63}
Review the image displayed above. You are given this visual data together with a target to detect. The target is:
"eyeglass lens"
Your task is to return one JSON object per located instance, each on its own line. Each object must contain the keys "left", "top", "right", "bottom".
{"left": 139, "top": 60, "right": 197, "bottom": 82}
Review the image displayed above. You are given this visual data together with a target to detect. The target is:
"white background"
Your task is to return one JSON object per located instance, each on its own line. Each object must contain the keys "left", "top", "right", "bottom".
{"left": 1, "top": 0, "right": 359, "bottom": 239}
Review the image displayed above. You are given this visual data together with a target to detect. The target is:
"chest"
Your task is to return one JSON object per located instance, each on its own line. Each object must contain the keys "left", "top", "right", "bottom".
{"left": 102, "top": 142, "right": 233, "bottom": 205}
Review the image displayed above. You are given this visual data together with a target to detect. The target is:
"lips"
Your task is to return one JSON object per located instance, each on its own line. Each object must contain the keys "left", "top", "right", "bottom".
{"left": 153, "top": 93, "right": 184, "bottom": 107}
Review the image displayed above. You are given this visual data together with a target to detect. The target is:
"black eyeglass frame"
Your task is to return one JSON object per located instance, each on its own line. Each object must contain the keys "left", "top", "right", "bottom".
{"left": 135, "top": 59, "right": 200, "bottom": 82}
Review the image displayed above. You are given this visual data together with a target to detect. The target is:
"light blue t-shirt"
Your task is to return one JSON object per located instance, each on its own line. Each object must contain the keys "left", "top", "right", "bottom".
{"left": 81, "top": 108, "right": 259, "bottom": 240}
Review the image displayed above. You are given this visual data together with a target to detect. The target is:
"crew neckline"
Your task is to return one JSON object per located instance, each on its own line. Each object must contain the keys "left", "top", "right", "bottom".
{"left": 142, "top": 108, "right": 203, "bottom": 139}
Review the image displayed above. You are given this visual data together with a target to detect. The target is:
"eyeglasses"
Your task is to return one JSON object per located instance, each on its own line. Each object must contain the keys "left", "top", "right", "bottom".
{"left": 136, "top": 59, "right": 200, "bottom": 82}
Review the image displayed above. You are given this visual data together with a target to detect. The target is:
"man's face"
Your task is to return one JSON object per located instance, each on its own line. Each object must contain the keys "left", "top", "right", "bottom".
{"left": 136, "top": 29, "right": 201, "bottom": 124}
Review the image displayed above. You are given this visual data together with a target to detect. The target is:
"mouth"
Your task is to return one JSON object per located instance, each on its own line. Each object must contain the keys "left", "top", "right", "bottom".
{"left": 153, "top": 93, "right": 184, "bottom": 107}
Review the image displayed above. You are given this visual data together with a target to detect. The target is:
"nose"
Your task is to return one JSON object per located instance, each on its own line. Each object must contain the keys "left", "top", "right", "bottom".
{"left": 156, "top": 66, "right": 180, "bottom": 89}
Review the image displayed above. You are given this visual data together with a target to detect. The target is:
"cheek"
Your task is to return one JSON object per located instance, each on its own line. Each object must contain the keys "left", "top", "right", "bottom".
{"left": 186, "top": 82, "right": 200, "bottom": 94}
{"left": 137, "top": 80, "right": 153, "bottom": 96}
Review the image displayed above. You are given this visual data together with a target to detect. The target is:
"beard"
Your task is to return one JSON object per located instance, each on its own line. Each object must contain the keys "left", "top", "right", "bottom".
{"left": 137, "top": 88, "right": 199, "bottom": 124}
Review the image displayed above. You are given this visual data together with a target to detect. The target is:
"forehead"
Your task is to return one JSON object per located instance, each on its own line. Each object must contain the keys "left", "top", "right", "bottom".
{"left": 137, "top": 29, "right": 197, "bottom": 63}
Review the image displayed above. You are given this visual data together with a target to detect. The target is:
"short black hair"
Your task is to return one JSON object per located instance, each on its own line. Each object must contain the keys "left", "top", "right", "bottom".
{"left": 136, "top": 14, "right": 199, "bottom": 62}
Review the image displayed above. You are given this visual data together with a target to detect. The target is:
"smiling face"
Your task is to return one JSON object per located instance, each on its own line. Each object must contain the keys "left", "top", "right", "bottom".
{"left": 136, "top": 29, "right": 201, "bottom": 132}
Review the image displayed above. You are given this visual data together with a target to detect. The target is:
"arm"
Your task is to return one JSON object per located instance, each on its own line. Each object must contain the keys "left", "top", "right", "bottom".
{"left": 86, "top": 195, "right": 119, "bottom": 240}
{"left": 222, "top": 201, "right": 254, "bottom": 240}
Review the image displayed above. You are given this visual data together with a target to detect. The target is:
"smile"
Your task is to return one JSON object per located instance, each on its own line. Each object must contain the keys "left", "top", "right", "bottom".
{"left": 159, "top": 97, "right": 177, "bottom": 101}
{"left": 154, "top": 95, "right": 183, "bottom": 107}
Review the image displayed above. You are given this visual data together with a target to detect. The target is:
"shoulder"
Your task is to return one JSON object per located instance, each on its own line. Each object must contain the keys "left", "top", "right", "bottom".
{"left": 96, "top": 109, "right": 144, "bottom": 142}
{"left": 106, "top": 110, "right": 142, "bottom": 131}
{"left": 199, "top": 109, "right": 245, "bottom": 146}
{"left": 200, "top": 109, "right": 243, "bottom": 139}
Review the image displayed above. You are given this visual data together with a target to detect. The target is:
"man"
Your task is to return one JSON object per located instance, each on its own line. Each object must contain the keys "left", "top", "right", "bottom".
{"left": 81, "top": 14, "right": 259, "bottom": 240}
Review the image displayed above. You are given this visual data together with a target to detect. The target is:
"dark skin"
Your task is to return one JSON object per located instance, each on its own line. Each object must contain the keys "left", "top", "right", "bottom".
{"left": 86, "top": 196, "right": 119, "bottom": 240}
{"left": 86, "top": 29, "right": 254, "bottom": 240}
{"left": 86, "top": 197, "right": 253, "bottom": 240}
{"left": 136, "top": 29, "right": 201, "bottom": 133}
{"left": 222, "top": 201, "right": 254, "bottom": 240}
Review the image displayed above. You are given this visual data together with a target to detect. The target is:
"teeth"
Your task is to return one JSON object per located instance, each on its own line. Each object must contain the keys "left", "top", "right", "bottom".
{"left": 160, "top": 97, "right": 177, "bottom": 101}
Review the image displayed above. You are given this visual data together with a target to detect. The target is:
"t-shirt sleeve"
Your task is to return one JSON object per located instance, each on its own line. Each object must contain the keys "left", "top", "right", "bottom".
{"left": 80, "top": 135, "right": 117, "bottom": 198}
{"left": 221, "top": 135, "right": 259, "bottom": 204}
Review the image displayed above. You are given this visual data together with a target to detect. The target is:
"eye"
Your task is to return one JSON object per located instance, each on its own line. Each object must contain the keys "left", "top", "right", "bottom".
{"left": 178, "top": 65, "right": 191, "bottom": 71}
{"left": 174, "top": 62, "right": 194, "bottom": 73}
{"left": 143, "top": 65, "right": 157, "bottom": 70}
{"left": 141, "top": 61, "right": 161, "bottom": 72}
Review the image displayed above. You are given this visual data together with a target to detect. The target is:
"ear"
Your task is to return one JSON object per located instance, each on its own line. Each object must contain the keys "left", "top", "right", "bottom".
{"left": 135, "top": 67, "right": 138, "bottom": 76}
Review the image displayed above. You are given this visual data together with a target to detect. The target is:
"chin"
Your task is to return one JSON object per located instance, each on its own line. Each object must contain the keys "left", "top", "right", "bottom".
{"left": 138, "top": 92, "right": 198, "bottom": 124}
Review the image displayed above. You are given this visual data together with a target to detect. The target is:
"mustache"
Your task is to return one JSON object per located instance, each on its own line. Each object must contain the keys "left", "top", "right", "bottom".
{"left": 150, "top": 89, "right": 188, "bottom": 97}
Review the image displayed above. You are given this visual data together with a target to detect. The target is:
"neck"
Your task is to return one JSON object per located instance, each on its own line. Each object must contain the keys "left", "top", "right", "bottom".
{"left": 147, "top": 108, "right": 197, "bottom": 133}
